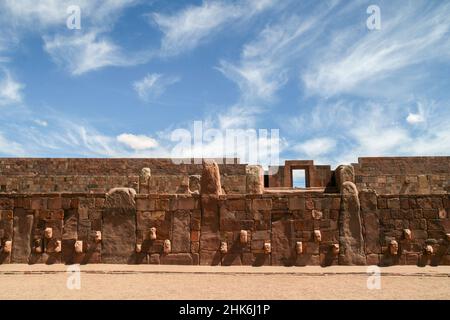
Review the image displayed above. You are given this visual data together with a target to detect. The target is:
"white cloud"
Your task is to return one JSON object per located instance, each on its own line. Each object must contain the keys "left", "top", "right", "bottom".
{"left": 133, "top": 73, "right": 180, "bottom": 101}
{"left": 43, "top": 31, "right": 149, "bottom": 75}
{"left": 1, "top": 1, "right": 144, "bottom": 75}
{"left": 0, "top": 70, "right": 24, "bottom": 106}
{"left": 217, "top": 14, "right": 321, "bottom": 103}
{"left": 406, "top": 101, "right": 430, "bottom": 124}
{"left": 303, "top": 2, "right": 450, "bottom": 97}
{"left": 117, "top": 133, "right": 159, "bottom": 150}
{"left": 293, "top": 137, "right": 337, "bottom": 157}
{"left": 406, "top": 113, "right": 425, "bottom": 124}
{"left": 0, "top": 0, "right": 138, "bottom": 30}
{"left": 152, "top": 0, "right": 275, "bottom": 56}
{"left": 288, "top": 99, "right": 450, "bottom": 166}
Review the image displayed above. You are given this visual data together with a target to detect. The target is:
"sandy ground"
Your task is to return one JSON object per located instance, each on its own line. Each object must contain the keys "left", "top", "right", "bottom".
{"left": 0, "top": 265, "right": 449, "bottom": 300}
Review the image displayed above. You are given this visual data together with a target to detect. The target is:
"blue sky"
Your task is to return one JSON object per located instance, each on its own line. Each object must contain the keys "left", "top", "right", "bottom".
{"left": 0, "top": 0, "right": 449, "bottom": 169}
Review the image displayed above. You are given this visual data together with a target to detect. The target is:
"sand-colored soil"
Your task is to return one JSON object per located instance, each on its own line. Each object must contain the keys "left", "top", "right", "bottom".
{"left": 0, "top": 265, "right": 449, "bottom": 300}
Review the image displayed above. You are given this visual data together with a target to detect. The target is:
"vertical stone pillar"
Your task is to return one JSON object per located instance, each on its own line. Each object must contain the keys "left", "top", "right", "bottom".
{"left": 200, "top": 160, "right": 222, "bottom": 196}
{"left": 102, "top": 188, "right": 137, "bottom": 263}
{"left": 359, "top": 190, "right": 381, "bottom": 265}
{"left": 338, "top": 181, "right": 366, "bottom": 265}
{"left": 246, "top": 165, "right": 264, "bottom": 194}
{"left": 199, "top": 160, "right": 222, "bottom": 265}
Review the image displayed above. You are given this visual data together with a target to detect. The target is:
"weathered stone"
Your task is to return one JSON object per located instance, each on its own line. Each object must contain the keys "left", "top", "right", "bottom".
{"left": 11, "top": 208, "right": 34, "bottom": 263}
{"left": 160, "top": 253, "right": 193, "bottom": 265}
{"left": 200, "top": 160, "right": 222, "bottom": 195}
{"left": 188, "top": 175, "right": 201, "bottom": 194}
{"left": 312, "top": 210, "right": 323, "bottom": 220}
{"left": 271, "top": 219, "right": 294, "bottom": 266}
{"left": 105, "top": 188, "right": 136, "bottom": 212}
{"left": 200, "top": 231, "right": 220, "bottom": 251}
{"left": 335, "top": 165, "right": 354, "bottom": 191}
{"left": 102, "top": 205, "right": 136, "bottom": 263}
{"left": 252, "top": 199, "right": 272, "bottom": 211}
{"left": 338, "top": 182, "right": 366, "bottom": 265}
{"left": 246, "top": 165, "right": 264, "bottom": 194}
{"left": 288, "top": 197, "right": 305, "bottom": 210}
{"left": 172, "top": 211, "right": 190, "bottom": 252}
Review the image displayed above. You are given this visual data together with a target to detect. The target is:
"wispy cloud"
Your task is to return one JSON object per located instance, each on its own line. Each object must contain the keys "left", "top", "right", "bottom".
{"left": 0, "top": 70, "right": 24, "bottom": 106}
{"left": 0, "top": 0, "right": 138, "bottom": 30}
{"left": 133, "top": 73, "right": 180, "bottom": 101}
{"left": 293, "top": 137, "right": 337, "bottom": 158}
{"left": 152, "top": 0, "right": 275, "bottom": 56}
{"left": 43, "top": 31, "right": 150, "bottom": 75}
{"left": 0, "top": 132, "right": 24, "bottom": 155}
{"left": 1, "top": 0, "right": 144, "bottom": 75}
{"left": 302, "top": 2, "right": 450, "bottom": 98}
{"left": 288, "top": 99, "right": 450, "bottom": 166}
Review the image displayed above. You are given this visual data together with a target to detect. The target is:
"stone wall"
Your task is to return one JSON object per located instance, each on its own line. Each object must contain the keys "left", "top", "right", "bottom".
{"left": 0, "top": 158, "right": 247, "bottom": 194}
{"left": 354, "top": 157, "right": 450, "bottom": 194}
{"left": 2, "top": 191, "right": 446, "bottom": 266}
{"left": 361, "top": 192, "right": 450, "bottom": 266}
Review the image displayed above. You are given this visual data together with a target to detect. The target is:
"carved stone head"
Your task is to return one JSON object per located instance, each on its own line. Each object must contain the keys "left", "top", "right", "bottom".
{"left": 74, "top": 240, "right": 83, "bottom": 253}
{"left": 331, "top": 243, "right": 340, "bottom": 255}
{"left": 150, "top": 227, "right": 157, "bottom": 240}
{"left": 296, "top": 241, "right": 303, "bottom": 255}
{"left": 240, "top": 230, "right": 248, "bottom": 244}
{"left": 189, "top": 175, "right": 201, "bottom": 194}
{"left": 3, "top": 240, "right": 12, "bottom": 253}
{"left": 389, "top": 240, "right": 399, "bottom": 255}
{"left": 34, "top": 239, "right": 42, "bottom": 253}
{"left": 44, "top": 227, "right": 53, "bottom": 239}
{"left": 163, "top": 239, "right": 171, "bottom": 254}
{"left": 314, "top": 230, "right": 322, "bottom": 242}
{"left": 403, "top": 229, "right": 412, "bottom": 240}
{"left": 312, "top": 210, "right": 323, "bottom": 220}
{"left": 54, "top": 240, "right": 62, "bottom": 253}
{"left": 135, "top": 243, "right": 142, "bottom": 253}
{"left": 95, "top": 231, "right": 102, "bottom": 243}
{"left": 425, "top": 245, "right": 434, "bottom": 255}
{"left": 264, "top": 241, "right": 271, "bottom": 254}
{"left": 220, "top": 241, "right": 228, "bottom": 254}
{"left": 140, "top": 167, "right": 151, "bottom": 183}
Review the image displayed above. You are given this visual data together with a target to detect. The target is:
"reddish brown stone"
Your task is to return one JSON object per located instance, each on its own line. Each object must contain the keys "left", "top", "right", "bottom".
{"left": 200, "top": 160, "right": 222, "bottom": 195}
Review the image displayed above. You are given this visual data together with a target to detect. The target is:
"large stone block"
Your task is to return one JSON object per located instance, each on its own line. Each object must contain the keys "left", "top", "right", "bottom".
{"left": 172, "top": 211, "right": 190, "bottom": 253}
{"left": 338, "top": 182, "right": 366, "bottom": 265}
{"left": 160, "top": 253, "right": 193, "bottom": 265}
{"left": 200, "top": 160, "right": 222, "bottom": 195}
{"left": 11, "top": 208, "right": 34, "bottom": 263}
{"left": 102, "top": 207, "right": 136, "bottom": 263}
{"left": 271, "top": 219, "right": 294, "bottom": 266}
{"left": 246, "top": 165, "right": 263, "bottom": 194}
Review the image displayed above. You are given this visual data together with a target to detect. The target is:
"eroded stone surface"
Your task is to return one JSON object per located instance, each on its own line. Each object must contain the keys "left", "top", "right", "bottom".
{"left": 200, "top": 161, "right": 222, "bottom": 195}
{"left": 338, "top": 182, "right": 366, "bottom": 265}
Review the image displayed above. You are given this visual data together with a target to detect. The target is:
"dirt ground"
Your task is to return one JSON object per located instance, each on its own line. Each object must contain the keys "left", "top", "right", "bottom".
{"left": 0, "top": 265, "right": 449, "bottom": 300}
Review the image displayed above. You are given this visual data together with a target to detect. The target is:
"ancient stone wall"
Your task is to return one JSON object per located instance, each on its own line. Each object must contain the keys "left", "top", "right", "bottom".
{"left": 2, "top": 191, "right": 446, "bottom": 266}
{"left": 354, "top": 157, "right": 450, "bottom": 194}
{"left": 0, "top": 158, "right": 247, "bottom": 194}
{"left": 360, "top": 192, "right": 450, "bottom": 266}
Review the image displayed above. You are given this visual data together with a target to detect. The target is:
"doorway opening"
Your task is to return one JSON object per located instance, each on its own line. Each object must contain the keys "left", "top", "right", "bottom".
{"left": 292, "top": 169, "right": 306, "bottom": 188}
